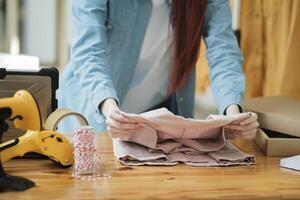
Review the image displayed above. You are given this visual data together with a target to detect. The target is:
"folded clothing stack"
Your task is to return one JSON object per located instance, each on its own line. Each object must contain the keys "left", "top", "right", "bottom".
{"left": 111, "top": 108, "right": 256, "bottom": 166}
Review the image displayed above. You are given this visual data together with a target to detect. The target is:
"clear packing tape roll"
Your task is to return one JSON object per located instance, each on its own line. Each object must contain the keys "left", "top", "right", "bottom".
{"left": 44, "top": 109, "right": 111, "bottom": 181}
{"left": 44, "top": 108, "right": 89, "bottom": 132}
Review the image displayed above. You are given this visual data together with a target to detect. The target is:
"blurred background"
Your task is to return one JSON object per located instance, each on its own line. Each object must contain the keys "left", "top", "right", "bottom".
{"left": 0, "top": 0, "right": 299, "bottom": 118}
{"left": 0, "top": 0, "right": 70, "bottom": 67}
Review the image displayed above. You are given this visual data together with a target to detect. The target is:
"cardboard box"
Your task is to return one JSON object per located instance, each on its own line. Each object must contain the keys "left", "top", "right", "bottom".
{"left": 255, "top": 128, "right": 300, "bottom": 156}
{"left": 244, "top": 96, "right": 300, "bottom": 137}
{"left": 244, "top": 96, "right": 300, "bottom": 156}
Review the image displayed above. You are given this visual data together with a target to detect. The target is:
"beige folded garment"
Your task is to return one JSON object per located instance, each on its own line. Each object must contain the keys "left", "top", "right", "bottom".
{"left": 111, "top": 108, "right": 256, "bottom": 166}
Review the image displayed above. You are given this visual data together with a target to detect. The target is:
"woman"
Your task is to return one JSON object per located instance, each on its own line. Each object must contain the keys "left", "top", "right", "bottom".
{"left": 60, "top": 0, "right": 258, "bottom": 139}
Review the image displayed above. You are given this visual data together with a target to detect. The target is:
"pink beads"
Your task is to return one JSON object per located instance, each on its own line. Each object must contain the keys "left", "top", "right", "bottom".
{"left": 72, "top": 126, "right": 110, "bottom": 181}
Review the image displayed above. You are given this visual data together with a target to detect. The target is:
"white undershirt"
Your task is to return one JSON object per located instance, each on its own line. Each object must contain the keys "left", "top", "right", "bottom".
{"left": 121, "top": 0, "right": 171, "bottom": 113}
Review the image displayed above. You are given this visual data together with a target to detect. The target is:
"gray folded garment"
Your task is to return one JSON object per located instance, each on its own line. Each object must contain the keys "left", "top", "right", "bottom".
{"left": 112, "top": 108, "right": 256, "bottom": 166}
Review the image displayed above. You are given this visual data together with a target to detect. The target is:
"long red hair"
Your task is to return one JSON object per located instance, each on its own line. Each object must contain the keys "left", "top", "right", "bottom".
{"left": 169, "top": 0, "right": 207, "bottom": 94}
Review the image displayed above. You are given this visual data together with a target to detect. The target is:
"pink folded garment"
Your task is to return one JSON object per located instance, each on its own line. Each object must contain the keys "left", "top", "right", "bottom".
{"left": 111, "top": 108, "right": 256, "bottom": 166}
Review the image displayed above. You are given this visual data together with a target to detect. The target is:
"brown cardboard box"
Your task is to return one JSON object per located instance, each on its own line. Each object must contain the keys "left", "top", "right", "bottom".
{"left": 244, "top": 96, "right": 300, "bottom": 156}
{"left": 255, "top": 128, "right": 300, "bottom": 156}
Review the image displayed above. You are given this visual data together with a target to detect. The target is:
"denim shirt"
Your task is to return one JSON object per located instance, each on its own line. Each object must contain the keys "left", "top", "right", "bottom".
{"left": 59, "top": 0, "right": 245, "bottom": 132}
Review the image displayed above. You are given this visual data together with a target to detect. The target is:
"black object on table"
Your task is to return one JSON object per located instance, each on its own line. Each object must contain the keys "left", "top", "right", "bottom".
{"left": 0, "top": 107, "right": 35, "bottom": 192}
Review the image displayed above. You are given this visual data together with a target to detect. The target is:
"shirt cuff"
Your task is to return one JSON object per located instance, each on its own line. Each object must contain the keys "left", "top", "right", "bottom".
{"left": 93, "top": 86, "right": 119, "bottom": 122}
{"left": 218, "top": 94, "right": 244, "bottom": 115}
{"left": 223, "top": 104, "right": 243, "bottom": 115}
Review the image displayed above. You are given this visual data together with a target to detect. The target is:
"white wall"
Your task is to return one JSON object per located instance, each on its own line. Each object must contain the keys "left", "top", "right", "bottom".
{"left": 21, "top": 0, "right": 57, "bottom": 65}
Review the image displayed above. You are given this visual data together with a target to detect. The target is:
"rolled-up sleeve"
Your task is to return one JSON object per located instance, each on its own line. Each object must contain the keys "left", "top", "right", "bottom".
{"left": 70, "top": 0, "right": 119, "bottom": 117}
{"left": 203, "top": 0, "right": 245, "bottom": 114}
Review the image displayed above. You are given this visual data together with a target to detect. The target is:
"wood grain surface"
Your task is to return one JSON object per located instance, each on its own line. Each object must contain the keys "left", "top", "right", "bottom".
{"left": 1, "top": 133, "right": 300, "bottom": 200}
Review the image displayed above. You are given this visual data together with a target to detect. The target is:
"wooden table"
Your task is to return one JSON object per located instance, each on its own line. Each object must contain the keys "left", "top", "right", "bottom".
{"left": 1, "top": 134, "right": 300, "bottom": 200}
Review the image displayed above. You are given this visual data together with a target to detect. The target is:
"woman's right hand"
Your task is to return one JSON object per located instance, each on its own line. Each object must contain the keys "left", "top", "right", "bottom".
{"left": 101, "top": 98, "right": 140, "bottom": 138}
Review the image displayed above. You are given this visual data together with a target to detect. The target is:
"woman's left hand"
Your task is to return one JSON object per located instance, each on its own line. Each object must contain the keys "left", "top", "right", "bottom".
{"left": 225, "top": 104, "right": 259, "bottom": 139}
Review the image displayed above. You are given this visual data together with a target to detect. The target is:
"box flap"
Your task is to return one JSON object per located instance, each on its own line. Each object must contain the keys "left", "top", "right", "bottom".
{"left": 245, "top": 96, "right": 300, "bottom": 137}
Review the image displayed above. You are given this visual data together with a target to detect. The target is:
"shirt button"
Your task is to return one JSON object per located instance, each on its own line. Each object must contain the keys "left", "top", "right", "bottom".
{"left": 179, "top": 97, "right": 183, "bottom": 102}
{"left": 106, "top": 20, "right": 112, "bottom": 30}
